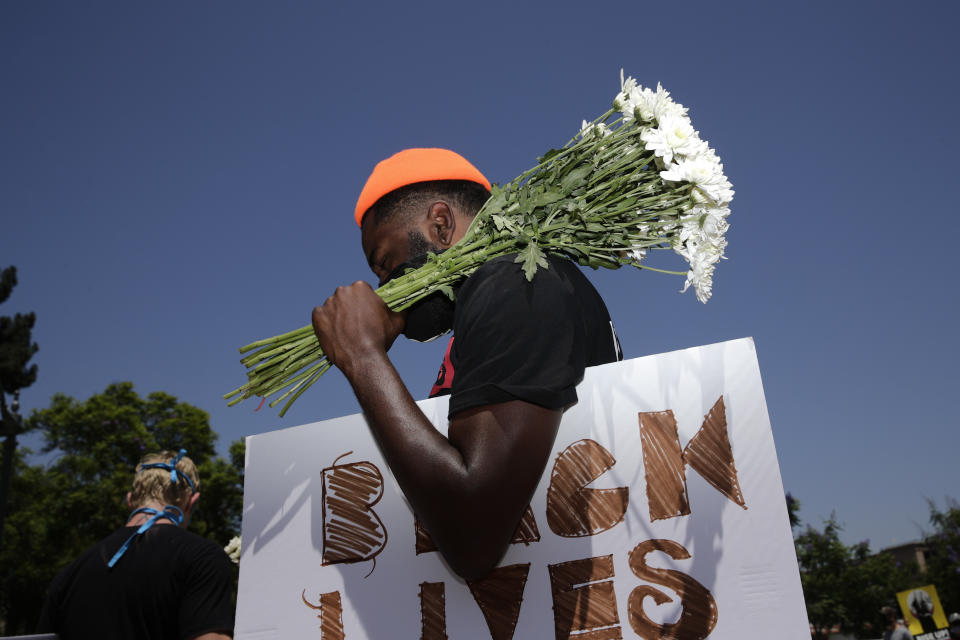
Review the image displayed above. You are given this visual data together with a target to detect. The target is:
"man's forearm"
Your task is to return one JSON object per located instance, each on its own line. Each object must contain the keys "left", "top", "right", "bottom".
{"left": 340, "top": 352, "right": 517, "bottom": 578}
{"left": 342, "top": 351, "right": 468, "bottom": 490}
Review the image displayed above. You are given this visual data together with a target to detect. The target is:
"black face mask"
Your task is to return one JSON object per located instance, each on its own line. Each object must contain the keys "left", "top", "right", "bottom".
{"left": 380, "top": 253, "right": 458, "bottom": 343}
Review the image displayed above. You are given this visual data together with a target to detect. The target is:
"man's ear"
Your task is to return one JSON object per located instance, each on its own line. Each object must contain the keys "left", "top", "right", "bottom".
{"left": 426, "top": 201, "right": 456, "bottom": 248}
{"left": 126, "top": 492, "right": 132, "bottom": 509}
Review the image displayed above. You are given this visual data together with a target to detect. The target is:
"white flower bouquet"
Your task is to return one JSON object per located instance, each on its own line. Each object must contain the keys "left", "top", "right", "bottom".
{"left": 225, "top": 72, "right": 733, "bottom": 416}
{"left": 224, "top": 535, "right": 241, "bottom": 564}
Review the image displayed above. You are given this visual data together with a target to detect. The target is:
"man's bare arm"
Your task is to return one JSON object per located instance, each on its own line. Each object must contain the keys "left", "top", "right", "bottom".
{"left": 312, "top": 282, "right": 562, "bottom": 579}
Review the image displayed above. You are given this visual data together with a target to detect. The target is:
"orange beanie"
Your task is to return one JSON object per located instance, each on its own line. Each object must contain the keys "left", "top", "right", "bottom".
{"left": 354, "top": 148, "right": 491, "bottom": 227}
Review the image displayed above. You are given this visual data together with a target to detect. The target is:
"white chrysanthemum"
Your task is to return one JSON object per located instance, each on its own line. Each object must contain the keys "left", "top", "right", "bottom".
{"left": 617, "top": 75, "right": 687, "bottom": 125}
{"left": 699, "top": 207, "right": 729, "bottom": 241}
{"left": 676, "top": 238, "right": 724, "bottom": 303}
{"left": 579, "top": 119, "right": 610, "bottom": 140}
{"left": 678, "top": 205, "right": 730, "bottom": 245}
{"left": 627, "top": 246, "right": 647, "bottom": 264}
{"left": 614, "top": 71, "right": 638, "bottom": 112}
{"left": 660, "top": 154, "right": 734, "bottom": 206}
{"left": 648, "top": 83, "right": 688, "bottom": 121}
{"left": 224, "top": 535, "right": 242, "bottom": 564}
{"left": 623, "top": 83, "right": 687, "bottom": 123}
{"left": 685, "top": 260, "right": 715, "bottom": 303}
{"left": 641, "top": 115, "right": 704, "bottom": 165}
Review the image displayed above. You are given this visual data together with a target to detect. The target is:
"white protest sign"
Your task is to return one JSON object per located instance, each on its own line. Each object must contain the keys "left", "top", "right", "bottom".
{"left": 235, "top": 337, "right": 808, "bottom": 639}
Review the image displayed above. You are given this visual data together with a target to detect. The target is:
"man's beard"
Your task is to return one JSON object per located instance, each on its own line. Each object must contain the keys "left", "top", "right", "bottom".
{"left": 379, "top": 231, "right": 457, "bottom": 343}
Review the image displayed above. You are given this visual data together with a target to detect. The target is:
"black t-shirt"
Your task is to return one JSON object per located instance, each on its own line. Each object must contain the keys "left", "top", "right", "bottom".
{"left": 37, "top": 524, "right": 235, "bottom": 639}
{"left": 430, "top": 254, "right": 621, "bottom": 416}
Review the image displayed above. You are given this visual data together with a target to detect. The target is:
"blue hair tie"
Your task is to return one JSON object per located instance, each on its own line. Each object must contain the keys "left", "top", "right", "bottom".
{"left": 139, "top": 448, "right": 195, "bottom": 492}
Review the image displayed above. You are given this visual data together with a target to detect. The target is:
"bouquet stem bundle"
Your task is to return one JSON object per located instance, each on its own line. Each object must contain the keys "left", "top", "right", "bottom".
{"left": 225, "top": 73, "right": 733, "bottom": 416}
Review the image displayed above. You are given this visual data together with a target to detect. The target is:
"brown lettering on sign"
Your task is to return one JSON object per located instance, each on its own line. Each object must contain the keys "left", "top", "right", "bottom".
{"left": 683, "top": 396, "right": 746, "bottom": 510}
{"left": 638, "top": 411, "right": 690, "bottom": 522}
{"left": 639, "top": 396, "right": 747, "bottom": 522}
{"left": 627, "top": 539, "right": 718, "bottom": 640}
{"left": 321, "top": 452, "right": 388, "bottom": 566}
{"left": 467, "top": 563, "right": 531, "bottom": 640}
{"left": 419, "top": 581, "right": 448, "bottom": 640}
{"left": 301, "top": 589, "right": 345, "bottom": 640}
{"left": 511, "top": 505, "right": 541, "bottom": 545}
{"left": 414, "top": 517, "right": 436, "bottom": 555}
{"left": 546, "top": 439, "right": 628, "bottom": 537}
{"left": 548, "top": 555, "right": 623, "bottom": 640}
{"left": 415, "top": 506, "right": 540, "bottom": 555}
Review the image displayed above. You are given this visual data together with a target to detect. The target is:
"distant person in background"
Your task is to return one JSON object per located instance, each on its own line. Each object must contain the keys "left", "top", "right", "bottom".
{"left": 882, "top": 605, "right": 915, "bottom": 640}
{"left": 948, "top": 612, "right": 960, "bottom": 640}
{"left": 37, "top": 450, "right": 235, "bottom": 640}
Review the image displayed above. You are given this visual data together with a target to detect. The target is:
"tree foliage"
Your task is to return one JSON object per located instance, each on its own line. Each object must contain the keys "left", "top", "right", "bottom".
{"left": 787, "top": 492, "right": 801, "bottom": 529}
{"left": 923, "top": 498, "right": 960, "bottom": 613}
{"left": 0, "top": 382, "right": 244, "bottom": 634}
{"left": 793, "top": 502, "right": 921, "bottom": 639}
{"left": 0, "top": 266, "right": 38, "bottom": 394}
{"left": 0, "top": 264, "right": 39, "bottom": 577}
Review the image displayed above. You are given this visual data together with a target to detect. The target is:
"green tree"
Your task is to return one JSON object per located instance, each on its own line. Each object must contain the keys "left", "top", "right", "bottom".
{"left": 795, "top": 514, "right": 919, "bottom": 639}
{"left": 787, "top": 492, "right": 801, "bottom": 529}
{"left": 0, "top": 266, "right": 38, "bottom": 392}
{"left": 923, "top": 498, "right": 960, "bottom": 612}
{"left": 0, "top": 265, "right": 39, "bottom": 550}
{"left": 0, "top": 447, "right": 59, "bottom": 634}
{"left": 0, "top": 382, "right": 244, "bottom": 634}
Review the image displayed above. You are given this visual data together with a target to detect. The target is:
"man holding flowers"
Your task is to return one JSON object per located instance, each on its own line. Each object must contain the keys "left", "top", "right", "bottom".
{"left": 310, "top": 148, "right": 621, "bottom": 580}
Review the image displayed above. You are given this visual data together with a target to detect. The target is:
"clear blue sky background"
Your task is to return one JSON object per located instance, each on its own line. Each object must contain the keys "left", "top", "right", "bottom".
{"left": 2, "top": 1, "right": 957, "bottom": 551}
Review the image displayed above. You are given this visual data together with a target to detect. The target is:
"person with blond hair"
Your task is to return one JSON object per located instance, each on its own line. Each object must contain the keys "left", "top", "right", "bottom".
{"left": 37, "top": 450, "right": 235, "bottom": 639}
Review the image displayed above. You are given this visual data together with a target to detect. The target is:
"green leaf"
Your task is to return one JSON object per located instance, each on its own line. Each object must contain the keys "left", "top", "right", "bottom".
{"left": 436, "top": 284, "right": 455, "bottom": 300}
{"left": 561, "top": 164, "right": 593, "bottom": 194}
{"left": 531, "top": 189, "right": 563, "bottom": 208}
{"left": 484, "top": 184, "right": 507, "bottom": 214}
{"left": 538, "top": 148, "right": 562, "bottom": 164}
{"left": 515, "top": 242, "right": 550, "bottom": 281}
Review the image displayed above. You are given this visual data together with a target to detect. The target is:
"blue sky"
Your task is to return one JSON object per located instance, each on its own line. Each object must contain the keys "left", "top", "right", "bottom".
{"left": 2, "top": 1, "right": 957, "bottom": 551}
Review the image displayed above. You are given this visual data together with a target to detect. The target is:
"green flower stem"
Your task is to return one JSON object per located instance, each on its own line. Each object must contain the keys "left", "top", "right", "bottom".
{"left": 237, "top": 328, "right": 306, "bottom": 354}
{"left": 246, "top": 341, "right": 321, "bottom": 383}
{"left": 241, "top": 333, "right": 316, "bottom": 368}
{"left": 635, "top": 265, "right": 688, "bottom": 276}
{"left": 277, "top": 361, "right": 332, "bottom": 417}
{"left": 267, "top": 359, "right": 329, "bottom": 408}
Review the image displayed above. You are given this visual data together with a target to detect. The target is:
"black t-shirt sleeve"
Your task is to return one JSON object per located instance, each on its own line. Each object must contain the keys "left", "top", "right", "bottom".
{"left": 448, "top": 257, "right": 588, "bottom": 416}
{"left": 35, "top": 572, "right": 65, "bottom": 633}
{"left": 178, "top": 540, "right": 236, "bottom": 639}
